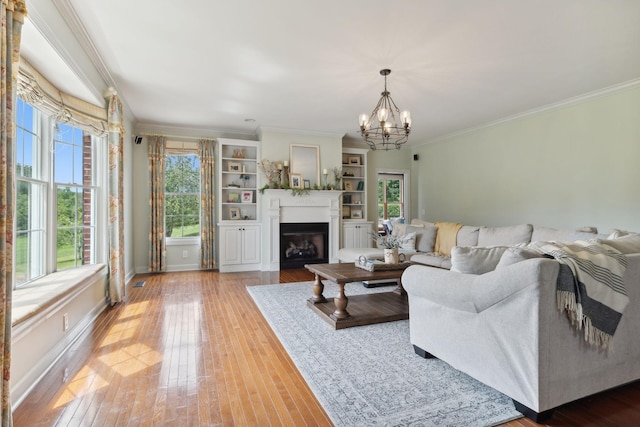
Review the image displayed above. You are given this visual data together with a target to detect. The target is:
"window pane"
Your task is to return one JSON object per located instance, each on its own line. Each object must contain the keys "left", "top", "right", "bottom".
{"left": 165, "top": 154, "right": 201, "bottom": 238}
{"left": 385, "top": 179, "right": 401, "bottom": 203}
{"left": 15, "top": 180, "right": 46, "bottom": 285}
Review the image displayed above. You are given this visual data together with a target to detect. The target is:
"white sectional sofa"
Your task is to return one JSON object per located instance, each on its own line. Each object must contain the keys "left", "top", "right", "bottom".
{"left": 399, "top": 228, "right": 640, "bottom": 421}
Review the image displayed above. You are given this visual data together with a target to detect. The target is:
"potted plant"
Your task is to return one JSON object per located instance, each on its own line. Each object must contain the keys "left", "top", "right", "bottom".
{"left": 370, "top": 232, "right": 402, "bottom": 264}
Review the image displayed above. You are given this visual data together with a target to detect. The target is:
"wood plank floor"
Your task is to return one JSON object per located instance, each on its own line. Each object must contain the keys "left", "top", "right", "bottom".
{"left": 12, "top": 269, "right": 640, "bottom": 426}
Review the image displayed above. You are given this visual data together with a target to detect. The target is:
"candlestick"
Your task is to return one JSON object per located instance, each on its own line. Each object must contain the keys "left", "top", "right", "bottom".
{"left": 283, "top": 160, "right": 289, "bottom": 167}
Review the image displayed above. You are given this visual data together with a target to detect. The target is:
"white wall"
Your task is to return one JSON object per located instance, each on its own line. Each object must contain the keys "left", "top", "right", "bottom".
{"left": 410, "top": 83, "right": 640, "bottom": 233}
{"left": 366, "top": 148, "right": 413, "bottom": 223}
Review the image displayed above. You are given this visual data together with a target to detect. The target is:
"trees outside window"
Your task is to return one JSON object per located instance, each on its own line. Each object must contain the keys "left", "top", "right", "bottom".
{"left": 165, "top": 154, "right": 200, "bottom": 238}
{"left": 378, "top": 173, "right": 404, "bottom": 226}
{"left": 14, "top": 98, "right": 105, "bottom": 287}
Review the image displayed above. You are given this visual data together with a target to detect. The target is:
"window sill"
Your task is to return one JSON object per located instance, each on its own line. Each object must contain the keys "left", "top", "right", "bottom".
{"left": 12, "top": 264, "right": 107, "bottom": 328}
{"left": 166, "top": 237, "right": 200, "bottom": 246}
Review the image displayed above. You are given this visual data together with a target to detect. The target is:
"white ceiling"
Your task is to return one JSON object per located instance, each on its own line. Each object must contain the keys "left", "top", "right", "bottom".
{"left": 20, "top": 0, "right": 640, "bottom": 144}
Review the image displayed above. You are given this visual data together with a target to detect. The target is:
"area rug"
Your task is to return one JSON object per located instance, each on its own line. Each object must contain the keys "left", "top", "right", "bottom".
{"left": 247, "top": 281, "right": 522, "bottom": 427}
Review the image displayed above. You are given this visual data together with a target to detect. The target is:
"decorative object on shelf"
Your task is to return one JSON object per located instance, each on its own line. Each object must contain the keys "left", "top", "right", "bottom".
{"left": 228, "top": 162, "right": 241, "bottom": 172}
{"left": 229, "top": 207, "right": 241, "bottom": 219}
{"left": 232, "top": 148, "right": 245, "bottom": 158}
{"left": 348, "top": 156, "right": 361, "bottom": 165}
{"left": 344, "top": 181, "right": 353, "bottom": 191}
{"left": 342, "top": 206, "right": 351, "bottom": 219}
{"left": 240, "top": 174, "right": 251, "bottom": 187}
{"left": 322, "top": 168, "right": 328, "bottom": 188}
{"left": 343, "top": 194, "right": 352, "bottom": 204}
{"left": 358, "top": 69, "right": 412, "bottom": 150}
{"left": 257, "top": 159, "right": 281, "bottom": 188}
{"left": 228, "top": 193, "right": 240, "bottom": 203}
{"left": 303, "top": 179, "right": 311, "bottom": 189}
{"left": 357, "top": 181, "right": 364, "bottom": 191}
{"left": 290, "top": 173, "right": 302, "bottom": 189}
{"left": 351, "top": 208, "right": 363, "bottom": 219}
{"left": 241, "top": 191, "right": 253, "bottom": 203}
{"left": 333, "top": 167, "right": 342, "bottom": 188}
{"left": 342, "top": 171, "right": 355, "bottom": 177}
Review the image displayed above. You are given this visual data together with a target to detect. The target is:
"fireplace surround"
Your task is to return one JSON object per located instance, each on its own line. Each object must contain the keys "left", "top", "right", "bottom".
{"left": 262, "top": 190, "right": 342, "bottom": 271}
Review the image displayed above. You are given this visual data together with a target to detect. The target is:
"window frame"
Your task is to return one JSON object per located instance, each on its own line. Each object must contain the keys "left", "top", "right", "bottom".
{"left": 164, "top": 148, "right": 201, "bottom": 246}
{"left": 14, "top": 98, "right": 108, "bottom": 288}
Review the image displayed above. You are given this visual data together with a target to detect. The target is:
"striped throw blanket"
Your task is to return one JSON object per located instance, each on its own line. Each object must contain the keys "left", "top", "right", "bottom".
{"left": 528, "top": 240, "right": 629, "bottom": 350}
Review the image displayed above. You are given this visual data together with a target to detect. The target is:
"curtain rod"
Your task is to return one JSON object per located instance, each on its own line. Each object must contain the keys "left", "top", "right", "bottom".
{"left": 137, "top": 133, "right": 213, "bottom": 141}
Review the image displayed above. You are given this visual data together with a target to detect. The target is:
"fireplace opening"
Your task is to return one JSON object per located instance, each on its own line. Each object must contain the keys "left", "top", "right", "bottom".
{"left": 280, "top": 222, "right": 329, "bottom": 269}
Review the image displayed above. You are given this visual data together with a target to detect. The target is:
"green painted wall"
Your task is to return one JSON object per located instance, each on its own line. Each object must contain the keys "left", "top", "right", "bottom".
{"left": 410, "top": 84, "right": 640, "bottom": 233}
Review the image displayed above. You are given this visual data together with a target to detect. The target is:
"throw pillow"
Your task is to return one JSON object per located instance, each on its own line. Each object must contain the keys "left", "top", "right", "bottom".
{"left": 595, "top": 234, "right": 640, "bottom": 254}
{"left": 450, "top": 246, "right": 510, "bottom": 275}
{"left": 434, "top": 222, "right": 463, "bottom": 256}
{"left": 391, "top": 222, "right": 408, "bottom": 237}
{"left": 477, "top": 224, "right": 533, "bottom": 246}
{"left": 495, "top": 247, "right": 543, "bottom": 269}
{"left": 409, "top": 225, "right": 438, "bottom": 253}
{"left": 607, "top": 228, "right": 638, "bottom": 239}
{"left": 397, "top": 232, "right": 416, "bottom": 251}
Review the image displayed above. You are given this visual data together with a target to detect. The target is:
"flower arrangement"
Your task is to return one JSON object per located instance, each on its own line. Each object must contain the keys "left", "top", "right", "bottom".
{"left": 369, "top": 230, "right": 402, "bottom": 249}
{"left": 257, "top": 160, "right": 281, "bottom": 185}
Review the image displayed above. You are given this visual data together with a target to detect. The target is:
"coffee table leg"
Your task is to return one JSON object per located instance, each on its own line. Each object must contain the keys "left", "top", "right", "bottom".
{"left": 310, "top": 273, "right": 327, "bottom": 304}
{"left": 332, "top": 283, "right": 350, "bottom": 319}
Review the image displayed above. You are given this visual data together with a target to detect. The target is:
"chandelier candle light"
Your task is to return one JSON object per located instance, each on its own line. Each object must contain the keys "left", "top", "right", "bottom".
{"left": 358, "top": 69, "right": 411, "bottom": 150}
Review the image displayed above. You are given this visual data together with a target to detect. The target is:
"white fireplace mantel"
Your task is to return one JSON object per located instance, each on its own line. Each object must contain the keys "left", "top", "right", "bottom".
{"left": 261, "top": 190, "right": 342, "bottom": 271}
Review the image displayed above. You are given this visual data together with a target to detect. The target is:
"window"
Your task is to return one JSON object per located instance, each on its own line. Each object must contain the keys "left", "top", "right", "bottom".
{"left": 14, "top": 98, "right": 106, "bottom": 287}
{"left": 165, "top": 154, "right": 200, "bottom": 239}
{"left": 15, "top": 99, "right": 46, "bottom": 284}
{"left": 378, "top": 173, "right": 405, "bottom": 226}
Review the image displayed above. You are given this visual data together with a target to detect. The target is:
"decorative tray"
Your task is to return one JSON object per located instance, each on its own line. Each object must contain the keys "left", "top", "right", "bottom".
{"left": 355, "top": 257, "right": 412, "bottom": 272}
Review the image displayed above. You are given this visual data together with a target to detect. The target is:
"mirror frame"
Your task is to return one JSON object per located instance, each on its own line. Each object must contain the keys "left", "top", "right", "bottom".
{"left": 289, "top": 144, "right": 320, "bottom": 187}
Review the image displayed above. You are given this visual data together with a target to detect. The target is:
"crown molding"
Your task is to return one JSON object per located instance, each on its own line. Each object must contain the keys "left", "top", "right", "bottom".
{"left": 134, "top": 122, "right": 259, "bottom": 141}
{"left": 418, "top": 78, "right": 640, "bottom": 148}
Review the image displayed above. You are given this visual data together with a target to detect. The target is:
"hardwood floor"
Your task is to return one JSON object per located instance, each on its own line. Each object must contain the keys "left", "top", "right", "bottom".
{"left": 12, "top": 269, "right": 640, "bottom": 426}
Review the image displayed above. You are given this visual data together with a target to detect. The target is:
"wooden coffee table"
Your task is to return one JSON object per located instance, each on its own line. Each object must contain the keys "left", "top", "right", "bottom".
{"left": 305, "top": 263, "right": 409, "bottom": 329}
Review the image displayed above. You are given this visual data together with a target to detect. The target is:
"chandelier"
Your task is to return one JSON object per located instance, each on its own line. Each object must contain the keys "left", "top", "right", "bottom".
{"left": 358, "top": 69, "right": 411, "bottom": 150}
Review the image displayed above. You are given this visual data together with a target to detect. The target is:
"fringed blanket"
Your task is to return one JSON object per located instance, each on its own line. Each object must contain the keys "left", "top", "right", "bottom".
{"left": 528, "top": 240, "right": 629, "bottom": 350}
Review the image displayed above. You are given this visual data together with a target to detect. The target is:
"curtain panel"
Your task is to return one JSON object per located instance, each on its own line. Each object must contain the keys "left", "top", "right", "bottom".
{"left": 148, "top": 136, "right": 167, "bottom": 272}
{"left": 199, "top": 139, "right": 216, "bottom": 269}
{"left": 106, "top": 93, "right": 125, "bottom": 303}
{"left": 1, "top": 1, "right": 27, "bottom": 424}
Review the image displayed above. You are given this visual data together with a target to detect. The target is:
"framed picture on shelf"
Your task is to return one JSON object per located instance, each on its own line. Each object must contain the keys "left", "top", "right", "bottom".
{"left": 290, "top": 173, "right": 302, "bottom": 188}
{"left": 228, "top": 162, "right": 241, "bottom": 172}
{"left": 342, "top": 206, "right": 351, "bottom": 219}
{"left": 228, "top": 192, "right": 240, "bottom": 203}
{"left": 241, "top": 191, "right": 253, "bottom": 203}
{"left": 344, "top": 181, "right": 353, "bottom": 191}
{"left": 348, "top": 156, "right": 361, "bottom": 165}
{"left": 351, "top": 209, "right": 363, "bottom": 219}
{"left": 303, "top": 179, "right": 311, "bottom": 189}
{"left": 229, "top": 207, "right": 241, "bottom": 220}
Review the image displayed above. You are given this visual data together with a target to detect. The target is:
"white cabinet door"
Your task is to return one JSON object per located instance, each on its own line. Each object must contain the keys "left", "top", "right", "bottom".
{"left": 219, "top": 226, "right": 243, "bottom": 265}
{"left": 342, "top": 222, "right": 373, "bottom": 248}
{"left": 241, "top": 225, "right": 261, "bottom": 265}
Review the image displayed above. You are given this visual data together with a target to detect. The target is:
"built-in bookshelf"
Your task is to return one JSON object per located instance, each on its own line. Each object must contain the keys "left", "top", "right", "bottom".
{"left": 218, "top": 139, "right": 260, "bottom": 222}
{"left": 341, "top": 148, "right": 367, "bottom": 222}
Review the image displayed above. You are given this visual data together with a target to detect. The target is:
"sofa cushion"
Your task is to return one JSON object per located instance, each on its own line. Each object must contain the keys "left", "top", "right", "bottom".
{"left": 398, "top": 232, "right": 416, "bottom": 250}
{"left": 477, "top": 224, "right": 533, "bottom": 246}
{"left": 410, "top": 219, "right": 435, "bottom": 228}
{"left": 409, "top": 225, "right": 438, "bottom": 253}
{"left": 595, "top": 234, "right": 640, "bottom": 254}
{"left": 531, "top": 226, "right": 598, "bottom": 243}
{"left": 495, "top": 247, "right": 545, "bottom": 269}
{"left": 456, "top": 225, "right": 480, "bottom": 247}
{"left": 607, "top": 228, "right": 638, "bottom": 239}
{"left": 410, "top": 253, "right": 451, "bottom": 269}
{"left": 450, "top": 246, "right": 510, "bottom": 275}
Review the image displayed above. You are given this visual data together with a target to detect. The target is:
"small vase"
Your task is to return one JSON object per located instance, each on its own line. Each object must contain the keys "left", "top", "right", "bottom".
{"left": 384, "top": 248, "right": 399, "bottom": 264}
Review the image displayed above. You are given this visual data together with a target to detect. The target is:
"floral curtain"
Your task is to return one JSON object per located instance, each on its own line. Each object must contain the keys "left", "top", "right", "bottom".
{"left": 1, "top": 1, "right": 27, "bottom": 424}
{"left": 106, "top": 92, "right": 125, "bottom": 304}
{"left": 148, "top": 136, "right": 166, "bottom": 272}
{"left": 199, "top": 139, "right": 216, "bottom": 269}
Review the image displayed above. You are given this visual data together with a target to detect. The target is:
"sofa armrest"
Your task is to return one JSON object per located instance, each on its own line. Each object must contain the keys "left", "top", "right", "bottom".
{"left": 402, "top": 259, "right": 560, "bottom": 313}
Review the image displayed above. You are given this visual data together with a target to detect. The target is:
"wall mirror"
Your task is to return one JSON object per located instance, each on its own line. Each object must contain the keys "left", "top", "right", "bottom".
{"left": 290, "top": 144, "right": 320, "bottom": 187}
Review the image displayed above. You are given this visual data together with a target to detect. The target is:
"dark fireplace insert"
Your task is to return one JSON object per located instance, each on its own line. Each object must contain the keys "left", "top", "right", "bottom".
{"left": 280, "top": 222, "right": 329, "bottom": 269}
